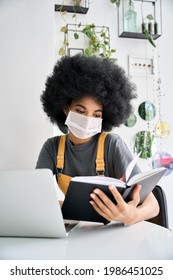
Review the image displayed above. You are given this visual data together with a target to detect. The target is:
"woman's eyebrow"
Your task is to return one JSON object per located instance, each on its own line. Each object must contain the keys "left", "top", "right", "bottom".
{"left": 74, "top": 104, "right": 86, "bottom": 109}
{"left": 74, "top": 104, "right": 103, "bottom": 112}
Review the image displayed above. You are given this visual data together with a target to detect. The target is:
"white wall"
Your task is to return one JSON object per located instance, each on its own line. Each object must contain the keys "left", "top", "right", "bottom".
{"left": 0, "top": 0, "right": 54, "bottom": 169}
{"left": 55, "top": 0, "right": 173, "bottom": 229}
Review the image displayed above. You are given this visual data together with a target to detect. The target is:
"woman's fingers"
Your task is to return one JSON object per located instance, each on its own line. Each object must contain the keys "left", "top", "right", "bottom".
{"left": 89, "top": 199, "right": 111, "bottom": 221}
{"left": 90, "top": 191, "right": 111, "bottom": 212}
{"left": 90, "top": 188, "right": 117, "bottom": 220}
{"left": 90, "top": 185, "right": 141, "bottom": 224}
{"left": 90, "top": 186, "right": 125, "bottom": 220}
{"left": 108, "top": 185, "right": 127, "bottom": 208}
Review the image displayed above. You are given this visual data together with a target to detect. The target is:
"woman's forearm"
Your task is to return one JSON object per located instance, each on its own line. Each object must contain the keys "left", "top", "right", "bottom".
{"left": 133, "top": 193, "right": 160, "bottom": 224}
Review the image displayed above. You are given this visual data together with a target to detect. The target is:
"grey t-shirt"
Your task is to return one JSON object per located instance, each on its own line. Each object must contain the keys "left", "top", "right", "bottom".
{"left": 36, "top": 133, "right": 140, "bottom": 179}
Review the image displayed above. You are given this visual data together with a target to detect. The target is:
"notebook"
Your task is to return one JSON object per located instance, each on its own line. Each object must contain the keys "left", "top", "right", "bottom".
{"left": 0, "top": 169, "right": 78, "bottom": 238}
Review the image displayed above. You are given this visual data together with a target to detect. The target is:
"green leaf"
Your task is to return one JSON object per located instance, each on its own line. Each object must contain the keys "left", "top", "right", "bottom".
{"left": 110, "top": 0, "right": 120, "bottom": 5}
{"left": 147, "top": 14, "right": 154, "bottom": 21}
{"left": 143, "top": 29, "right": 156, "bottom": 48}
{"left": 60, "top": 26, "right": 67, "bottom": 33}
{"left": 74, "top": 32, "right": 79, "bottom": 39}
{"left": 100, "top": 32, "right": 106, "bottom": 38}
{"left": 84, "top": 48, "right": 91, "bottom": 56}
{"left": 61, "top": 11, "right": 67, "bottom": 16}
{"left": 74, "top": 0, "right": 81, "bottom": 7}
{"left": 59, "top": 48, "right": 65, "bottom": 56}
{"left": 63, "top": 40, "right": 69, "bottom": 46}
{"left": 82, "top": 29, "right": 94, "bottom": 39}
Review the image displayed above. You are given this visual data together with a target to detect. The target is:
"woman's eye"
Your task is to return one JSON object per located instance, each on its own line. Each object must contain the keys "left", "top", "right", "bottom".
{"left": 76, "top": 109, "right": 85, "bottom": 114}
{"left": 94, "top": 114, "right": 102, "bottom": 118}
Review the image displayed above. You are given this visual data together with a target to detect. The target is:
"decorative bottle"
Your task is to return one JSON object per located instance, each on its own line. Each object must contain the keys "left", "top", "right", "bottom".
{"left": 124, "top": 1, "right": 137, "bottom": 32}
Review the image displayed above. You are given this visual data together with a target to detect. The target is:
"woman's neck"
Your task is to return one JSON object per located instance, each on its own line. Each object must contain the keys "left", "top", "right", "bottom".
{"left": 68, "top": 132, "right": 93, "bottom": 146}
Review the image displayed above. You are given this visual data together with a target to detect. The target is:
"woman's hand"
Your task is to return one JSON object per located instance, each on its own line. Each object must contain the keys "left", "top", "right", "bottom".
{"left": 90, "top": 184, "right": 141, "bottom": 225}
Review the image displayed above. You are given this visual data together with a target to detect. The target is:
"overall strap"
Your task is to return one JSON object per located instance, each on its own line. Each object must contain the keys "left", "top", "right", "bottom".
{"left": 56, "top": 135, "right": 66, "bottom": 171}
{"left": 96, "top": 132, "right": 107, "bottom": 175}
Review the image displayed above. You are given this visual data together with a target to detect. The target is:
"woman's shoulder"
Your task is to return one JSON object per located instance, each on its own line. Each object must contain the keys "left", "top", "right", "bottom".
{"left": 105, "top": 132, "right": 124, "bottom": 145}
{"left": 45, "top": 134, "right": 66, "bottom": 145}
{"left": 42, "top": 135, "right": 65, "bottom": 152}
{"left": 44, "top": 135, "right": 59, "bottom": 145}
{"left": 104, "top": 132, "right": 131, "bottom": 155}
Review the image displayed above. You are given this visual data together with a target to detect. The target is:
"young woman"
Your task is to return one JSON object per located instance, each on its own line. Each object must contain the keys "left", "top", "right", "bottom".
{"left": 36, "top": 54, "right": 159, "bottom": 225}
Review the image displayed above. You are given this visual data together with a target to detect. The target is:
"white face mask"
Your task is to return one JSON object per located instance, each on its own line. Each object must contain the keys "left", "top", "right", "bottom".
{"left": 65, "top": 111, "right": 102, "bottom": 139}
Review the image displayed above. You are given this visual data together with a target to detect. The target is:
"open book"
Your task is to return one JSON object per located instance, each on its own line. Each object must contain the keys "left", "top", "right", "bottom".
{"left": 62, "top": 153, "right": 166, "bottom": 224}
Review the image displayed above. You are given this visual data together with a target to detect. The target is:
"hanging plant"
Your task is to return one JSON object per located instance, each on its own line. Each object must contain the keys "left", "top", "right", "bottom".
{"left": 81, "top": 24, "right": 116, "bottom": 59}
{"left": 72, "top": 0, "right": 82, "bottom": 5}
{"left": 109, "top": 0, "right": 121, "bottom": 6}
{"left": 142, "top": 14, "right": 156, "bottom": 47}
{"left": 59, "top": 20, "right": 116, "bottom": 59}
{"left": 109, "top": 0, "right": 132, "bottom": 6}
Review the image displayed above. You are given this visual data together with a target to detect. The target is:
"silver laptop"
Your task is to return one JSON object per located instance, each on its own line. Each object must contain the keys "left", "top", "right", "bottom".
{"left": 0, "top": 169, "right": 78, "bottom": 238}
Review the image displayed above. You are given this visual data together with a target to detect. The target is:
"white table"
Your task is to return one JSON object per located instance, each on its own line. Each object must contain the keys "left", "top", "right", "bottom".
{"left": 0, "top": 221, "right": 173, "bottom": 260}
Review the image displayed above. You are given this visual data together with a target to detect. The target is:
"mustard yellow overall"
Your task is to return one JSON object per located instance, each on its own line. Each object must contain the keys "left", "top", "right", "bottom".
{"left": 56, "top": 133, "right": 107, "bottom": 195}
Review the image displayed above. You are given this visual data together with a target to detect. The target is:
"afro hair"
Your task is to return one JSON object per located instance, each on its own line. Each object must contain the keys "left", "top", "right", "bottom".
{"left": 41, "top": 54, "right": 137, "bottom": 133}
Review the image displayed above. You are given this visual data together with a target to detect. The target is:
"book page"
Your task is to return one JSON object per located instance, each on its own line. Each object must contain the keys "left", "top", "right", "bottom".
{"left": 127, "top": 167, "right": 166, "bottom": 186}
{"left": 125, "top": 152, "right": 141, "bottom": 182}
{"left": 71, "top": 176, "right": 126, "bottom": 187}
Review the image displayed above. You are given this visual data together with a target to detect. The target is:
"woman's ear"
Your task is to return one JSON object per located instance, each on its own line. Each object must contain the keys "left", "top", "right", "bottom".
{"left": 63, "top": 106, "right": 69, "bottom": 115}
